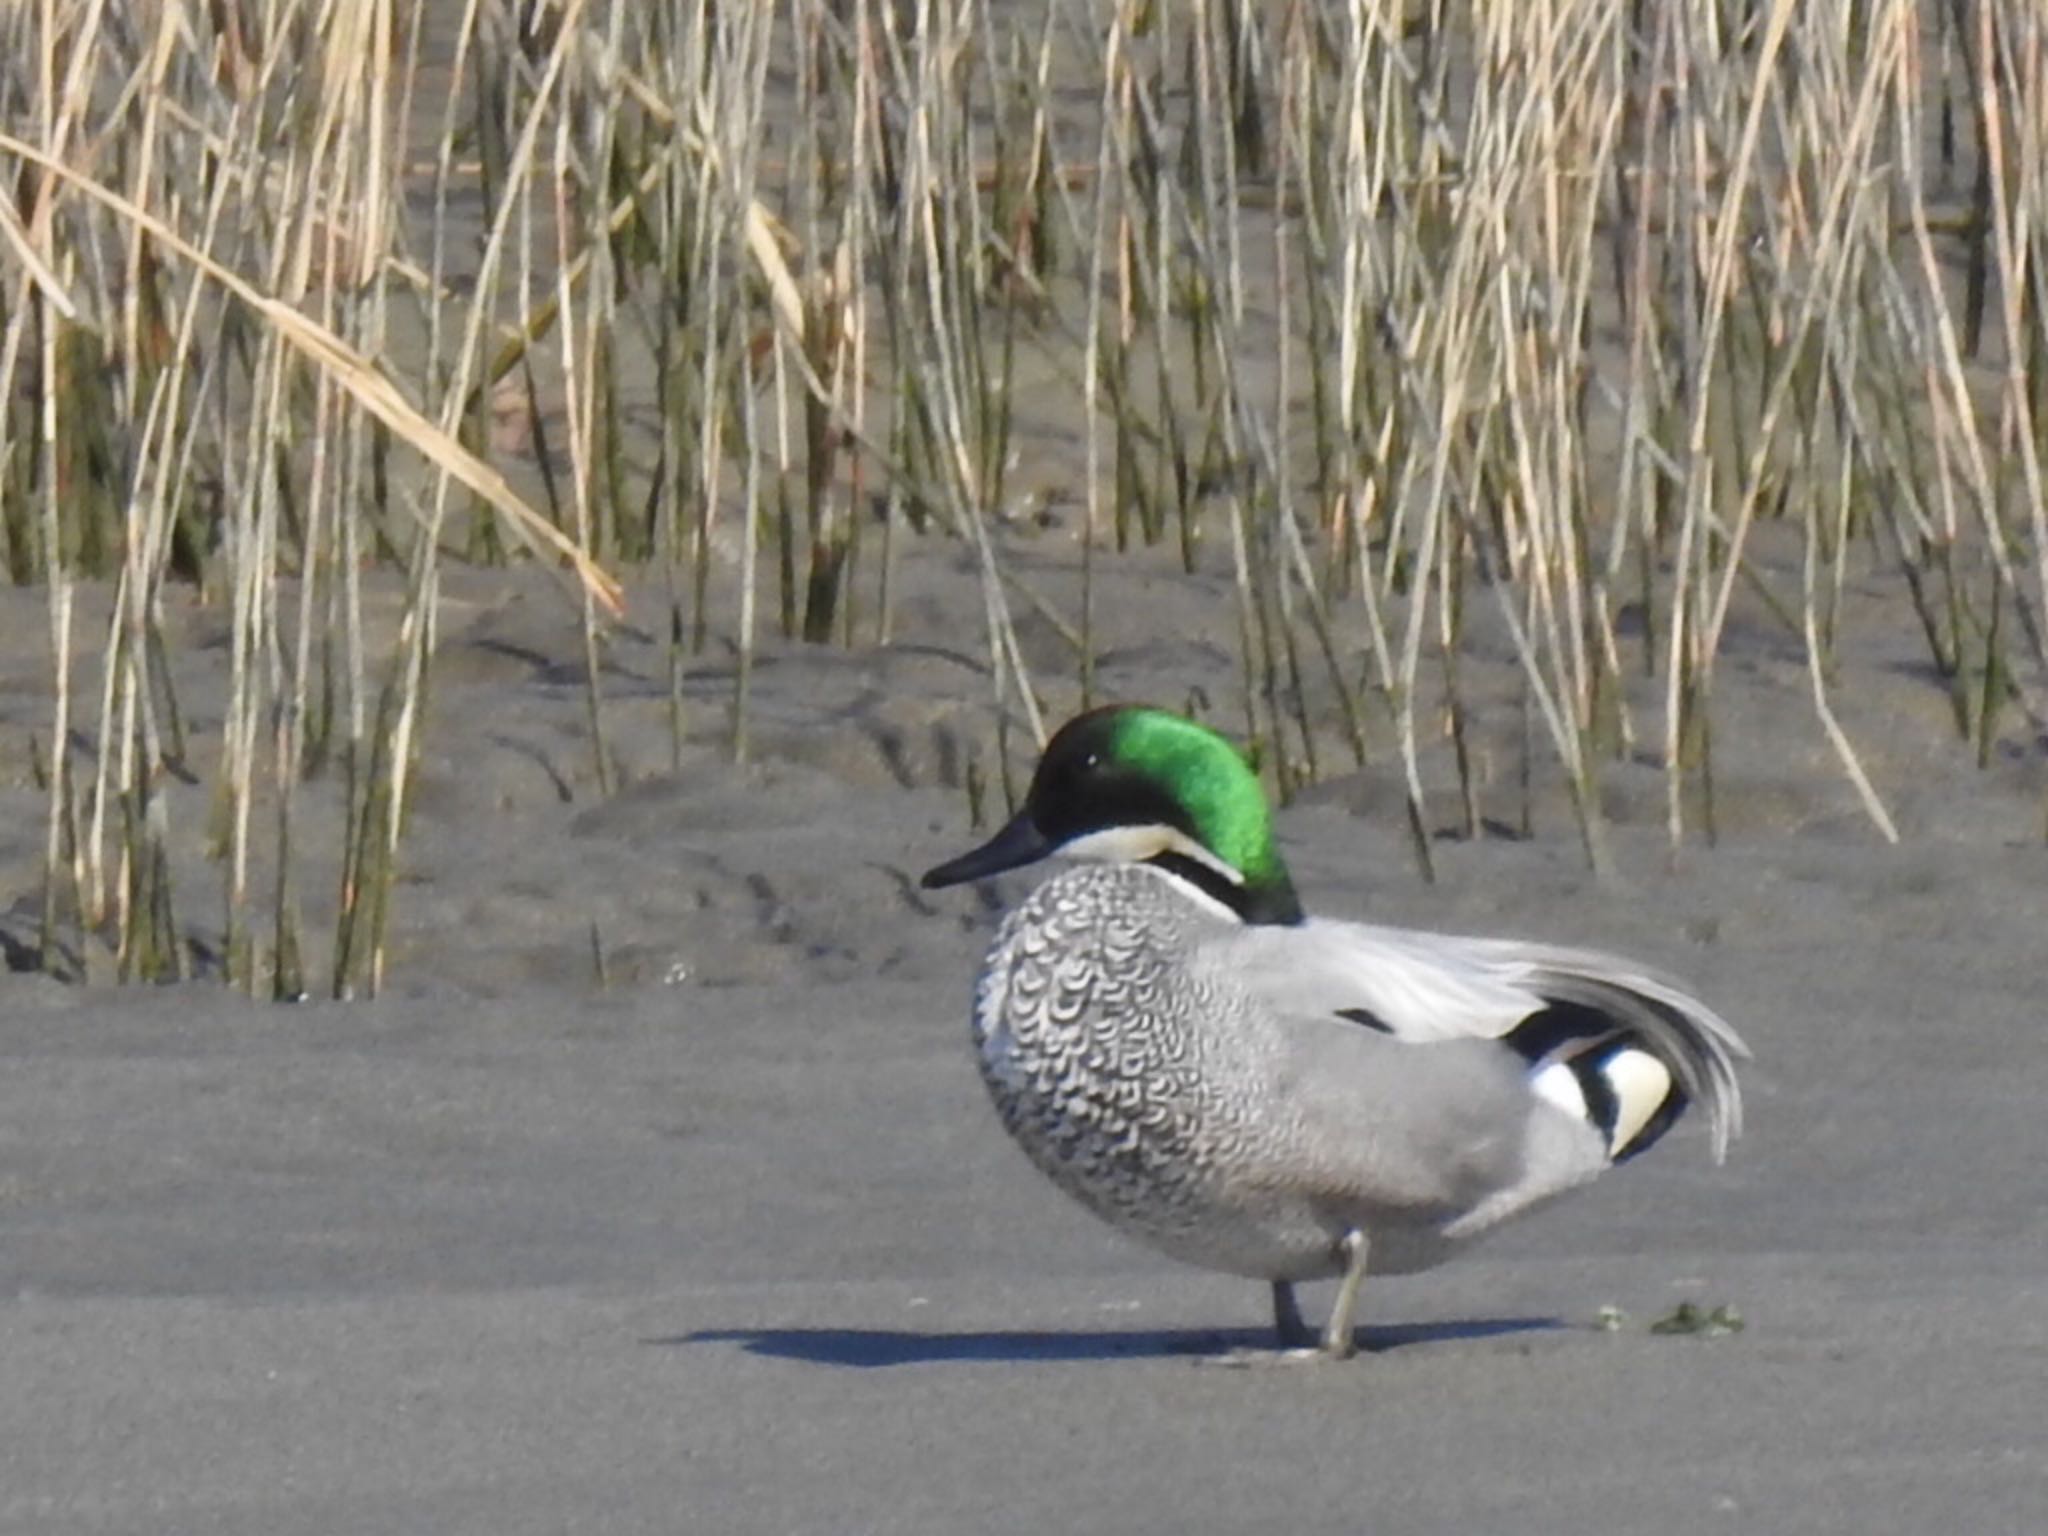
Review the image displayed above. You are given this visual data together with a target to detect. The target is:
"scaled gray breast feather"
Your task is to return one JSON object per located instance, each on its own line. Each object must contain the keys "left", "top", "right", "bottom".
{"left": 972, "top": 869, "right": 1254, "bottom": 1213}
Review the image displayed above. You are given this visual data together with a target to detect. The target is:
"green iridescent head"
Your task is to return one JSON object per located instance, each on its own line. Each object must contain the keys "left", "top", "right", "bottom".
{"left": 921, "top": 705, "right": 1302, "bottom": 925}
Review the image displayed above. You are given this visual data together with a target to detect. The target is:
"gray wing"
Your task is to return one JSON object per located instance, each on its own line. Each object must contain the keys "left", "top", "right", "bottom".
{"left": 1218, "top": 916, "right": 1749, "bottom": 1162}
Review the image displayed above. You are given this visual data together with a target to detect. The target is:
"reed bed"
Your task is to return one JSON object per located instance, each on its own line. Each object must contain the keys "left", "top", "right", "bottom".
{"left": 0, "top": 0, "right": 2040, "bottom": 993}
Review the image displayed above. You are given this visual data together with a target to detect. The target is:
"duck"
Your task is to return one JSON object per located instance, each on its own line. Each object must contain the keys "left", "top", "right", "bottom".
{"left": 920, "top": 704, "right": 1748, "bottom": 1360}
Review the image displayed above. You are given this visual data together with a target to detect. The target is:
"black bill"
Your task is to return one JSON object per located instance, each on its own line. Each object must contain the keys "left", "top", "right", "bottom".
{"left": 919, "top": 811, "right": 1054, "bottom": 889}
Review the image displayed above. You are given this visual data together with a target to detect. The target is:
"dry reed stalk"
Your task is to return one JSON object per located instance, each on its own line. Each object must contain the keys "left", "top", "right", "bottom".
{"left": 552, "top": 101, "right": 615, "bottom": 797}
{"left": 1077, "top": 10, "right": 1130, "bottom": 706}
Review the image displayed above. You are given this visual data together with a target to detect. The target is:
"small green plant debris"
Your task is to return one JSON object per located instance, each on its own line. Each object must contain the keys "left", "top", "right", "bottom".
{"left": 1649, "top": 1302, "right": 1745, "bottom": 1337}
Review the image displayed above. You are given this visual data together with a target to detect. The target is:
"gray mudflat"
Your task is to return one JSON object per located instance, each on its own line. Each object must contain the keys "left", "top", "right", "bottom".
{"left": 5, "top": 816, "right": 2046, "bottom": 1533}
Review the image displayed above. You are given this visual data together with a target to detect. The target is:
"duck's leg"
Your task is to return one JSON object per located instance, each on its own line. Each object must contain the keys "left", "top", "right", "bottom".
{"left": 1321, "top": 1230, "right": 1370, "bottom": 1360}
{"left": 1196, "top": 1279, "right": 1332, "bottom": 1369}
{"left": 1270, "top": 1281, "right": 1312, "bottom": 1349}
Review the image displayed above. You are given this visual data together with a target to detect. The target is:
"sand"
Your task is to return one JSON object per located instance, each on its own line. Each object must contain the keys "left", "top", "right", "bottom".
{"left": 2, "top": 521, "right": 2046, "bottom": 1534}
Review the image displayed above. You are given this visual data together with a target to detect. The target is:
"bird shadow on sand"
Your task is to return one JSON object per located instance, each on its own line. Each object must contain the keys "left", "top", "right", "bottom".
{"left": 659, "top": 1316, "right": 1562, "bottom": 1368}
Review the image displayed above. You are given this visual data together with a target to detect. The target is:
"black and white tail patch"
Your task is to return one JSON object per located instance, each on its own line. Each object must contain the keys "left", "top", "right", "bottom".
{"left": 1531, "top": 1043, "right": 1683, "bottom": 1161}
{"left": 1511, "top": 1002, "right": 1689, "bottom": 1162}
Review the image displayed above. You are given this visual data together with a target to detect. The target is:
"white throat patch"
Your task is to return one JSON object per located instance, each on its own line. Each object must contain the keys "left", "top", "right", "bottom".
{"left": 1058, "top": 823, "right": 1246, "bottom": 886}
